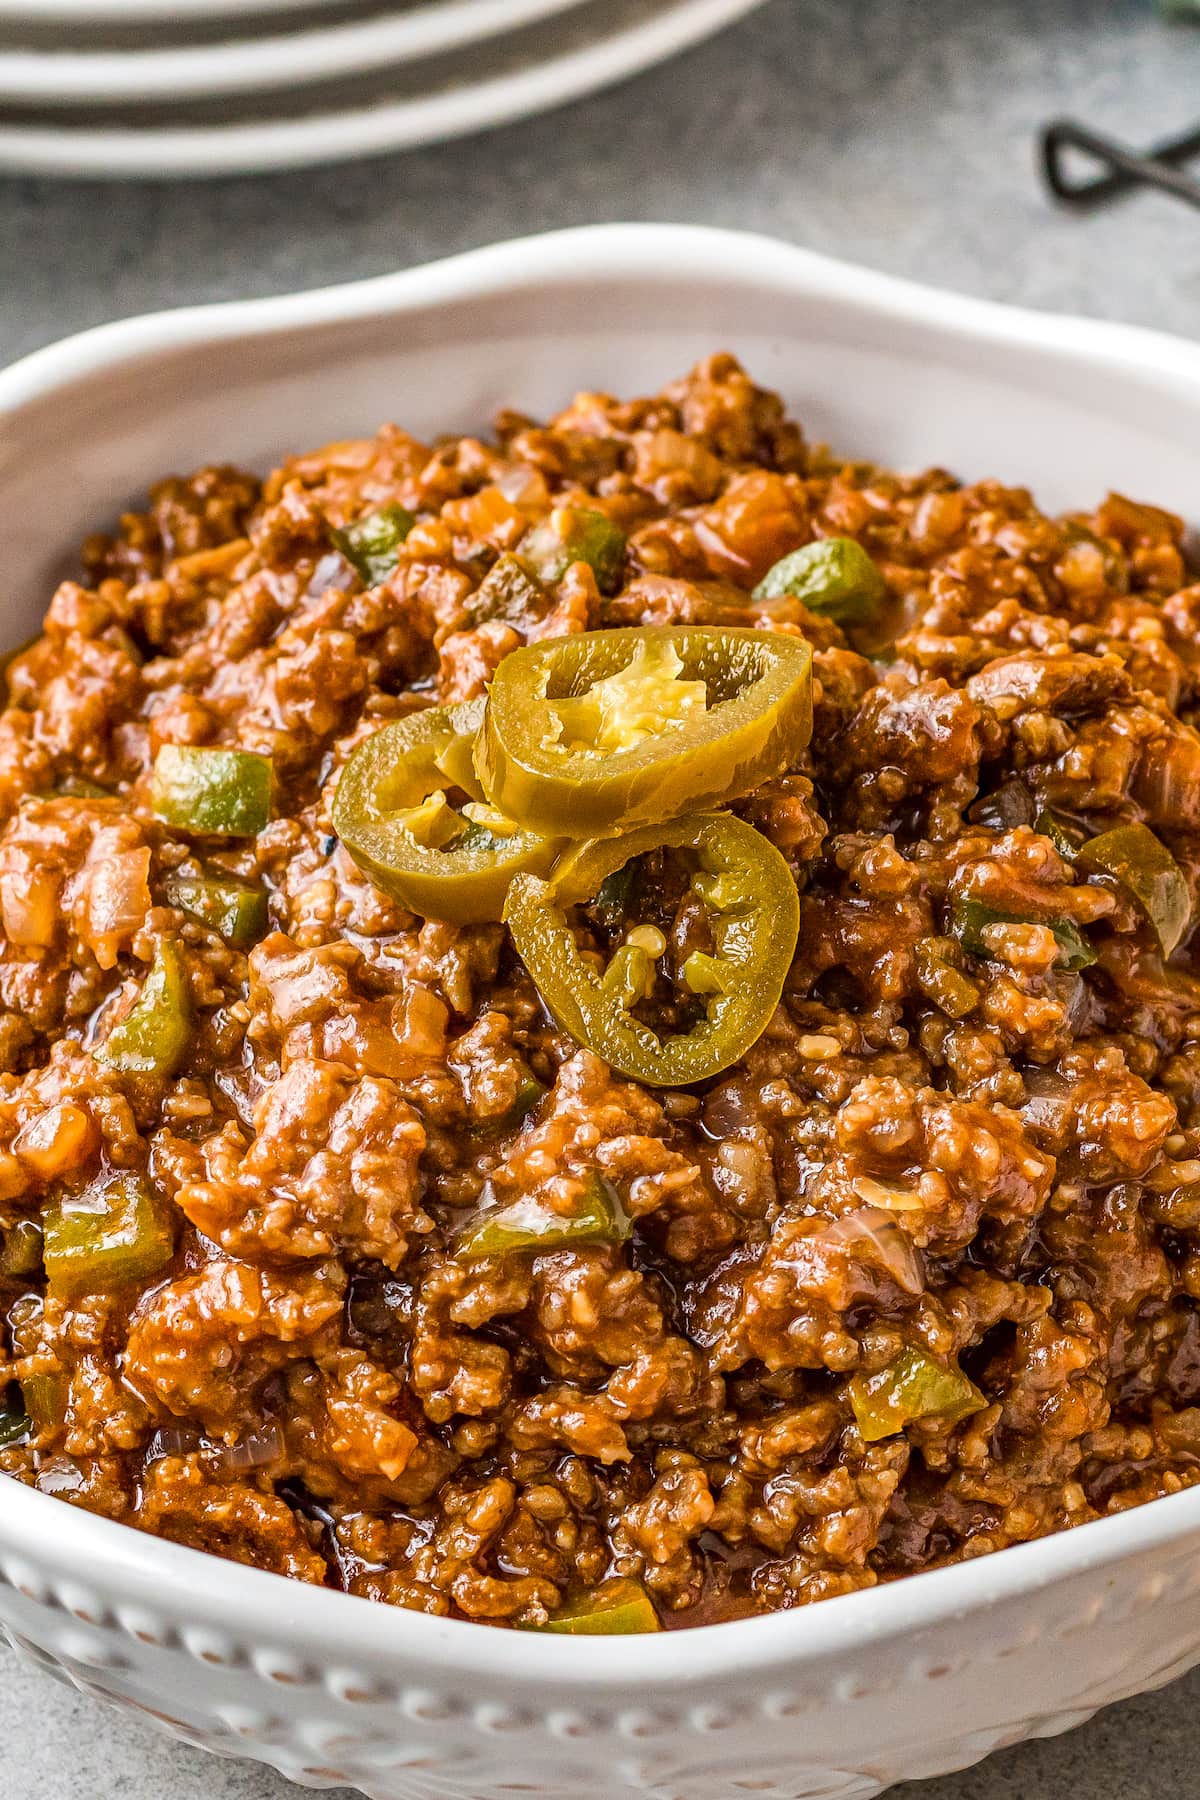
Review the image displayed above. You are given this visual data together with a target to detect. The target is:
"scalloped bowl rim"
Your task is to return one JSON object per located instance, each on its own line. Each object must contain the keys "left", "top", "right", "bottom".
{"left": 2, "top": 222, "right": 1200, "bottom": 1692}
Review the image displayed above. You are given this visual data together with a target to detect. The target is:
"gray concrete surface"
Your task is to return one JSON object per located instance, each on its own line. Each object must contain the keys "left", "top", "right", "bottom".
{"left": 3, "top": 0, "right": 1200, "bottom": 1792}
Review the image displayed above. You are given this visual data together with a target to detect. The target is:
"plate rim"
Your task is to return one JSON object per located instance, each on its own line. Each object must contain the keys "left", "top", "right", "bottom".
{"left": 0, "top": 0, "right": 766, "bottom": 174}
{"left": 0, "top": 0, "right": 594, "bottom": 104}
{"left": 0, "top": 0, "right": 357, "bottom": 30}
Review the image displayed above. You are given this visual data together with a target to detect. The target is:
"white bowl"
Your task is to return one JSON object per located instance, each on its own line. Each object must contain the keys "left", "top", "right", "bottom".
{"left": 3, "top": 224, "right": 1200, "bottom": 1800}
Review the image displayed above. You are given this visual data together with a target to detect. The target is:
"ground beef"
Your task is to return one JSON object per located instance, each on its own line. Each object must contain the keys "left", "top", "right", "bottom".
{"left": 3, "top": 353, "right": 1200, "bottom": 1628}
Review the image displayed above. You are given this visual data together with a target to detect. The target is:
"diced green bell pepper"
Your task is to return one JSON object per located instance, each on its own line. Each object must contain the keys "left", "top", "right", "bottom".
{"left": 331, "top": 504, "right": 415, "bottom": 586}
{"left": 523, "top": 1577, "right": 661, "bottom": 1635}
{"left": 1077, "top": 822, "right": 1192, "bottom": 958}
{"left": 949, "top": 896, "right": 1096, "bottom": 970}
{"left": 506, "top": 1068, "right": 548, "bottom": 1125}
{"left": 520, "top": 508, "right": 626, "bottom": 594}
{"left": 21, "top": 1371, "right": 66, "bottom": 1433}
{"left": 465, "top": 553, "right": 547, "bottom": 627}
{"left": 456, "top": 1172, "right": 628, "bottom": 1260}
{"left": 97, "top": 941, "right": 192, "bottom": 1078}
{"left": 43, "top": 1172, "right": 175, "bottom": 1300}
{"left": 1035, "top": 809, "right": 1087, "bottom": 859}
{"left": 848, "top": 1345, "right": 986, "bottom": 1442}
{"left": 163, "top": 871, "right": 269, "bottom": 947}
{"left": 753, "top": 536, "right": 887, "bottom": 626}
{"left": 152, "top": 745, "right": 273, "bottom": 837}
{"left": 0, "top": 1404, "right": 29, "bottom": 1448}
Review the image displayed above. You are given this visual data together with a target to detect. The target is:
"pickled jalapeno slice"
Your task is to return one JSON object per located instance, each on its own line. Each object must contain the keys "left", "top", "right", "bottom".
{"left": 332, "top": 699, "right": 559, "bottom": 925}
{"left": 504, "top": 813, "right": 800, "bottom": 1087}
{"left": 477, "top": 626, "right": 813, "bottom": 839}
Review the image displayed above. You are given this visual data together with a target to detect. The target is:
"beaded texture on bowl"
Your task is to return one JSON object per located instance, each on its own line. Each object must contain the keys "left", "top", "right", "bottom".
{"left": 3, "top": 1521, "right": 1200, "bottom": 1799}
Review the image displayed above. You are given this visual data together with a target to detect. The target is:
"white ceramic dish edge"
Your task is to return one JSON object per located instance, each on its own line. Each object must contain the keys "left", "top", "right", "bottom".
{"left": 3, "top": 224, "right": 1200, "bottom": 1799}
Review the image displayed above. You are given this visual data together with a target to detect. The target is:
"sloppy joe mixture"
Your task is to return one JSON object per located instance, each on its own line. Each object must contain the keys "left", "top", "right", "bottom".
{"left": 2, "top": 355, "right": 1200, "bottom": 1633}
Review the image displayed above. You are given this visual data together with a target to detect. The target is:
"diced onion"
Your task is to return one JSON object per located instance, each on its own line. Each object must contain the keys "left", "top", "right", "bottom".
{"left": 852, "top": 1175, "right": 924, "bottom": 1213}
{"left": 79, "top": 846, "right": 151, "bottom": 971}
{"left": 1020, "top": 1068, "right": 1074, "bottom": 1143}
{"left": 1132, "top": 725, "right": 1200, "bottom": 830}
{"left": 823, "top": 1206, "right": 926, "bottom": 1296}
{"left": 0, "top": 868, "right": 59, "bottom": 948}
{"left": 35, "top": 1457, "right": 84, "bottom": 1496}
{"left": 204, "top": 1422, "right": 284, "bottom": 1475}
{"left": 145, "top": 1425, "right": 202, "bottom": 1464}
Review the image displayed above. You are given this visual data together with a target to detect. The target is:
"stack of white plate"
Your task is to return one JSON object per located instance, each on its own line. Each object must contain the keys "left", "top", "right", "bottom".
{"left": 0, "top": 0, "right": 765, "bottom": 179}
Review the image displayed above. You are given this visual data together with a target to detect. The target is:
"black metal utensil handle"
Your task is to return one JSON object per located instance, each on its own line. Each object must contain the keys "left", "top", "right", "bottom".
{"left": 1041, "top": 117, "right": 1200, "bottom": 211}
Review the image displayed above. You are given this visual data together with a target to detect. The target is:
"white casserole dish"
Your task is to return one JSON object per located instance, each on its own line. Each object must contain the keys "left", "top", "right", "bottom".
{"left": 2, "top": 224, "right": 1200, "bottom": 1800}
